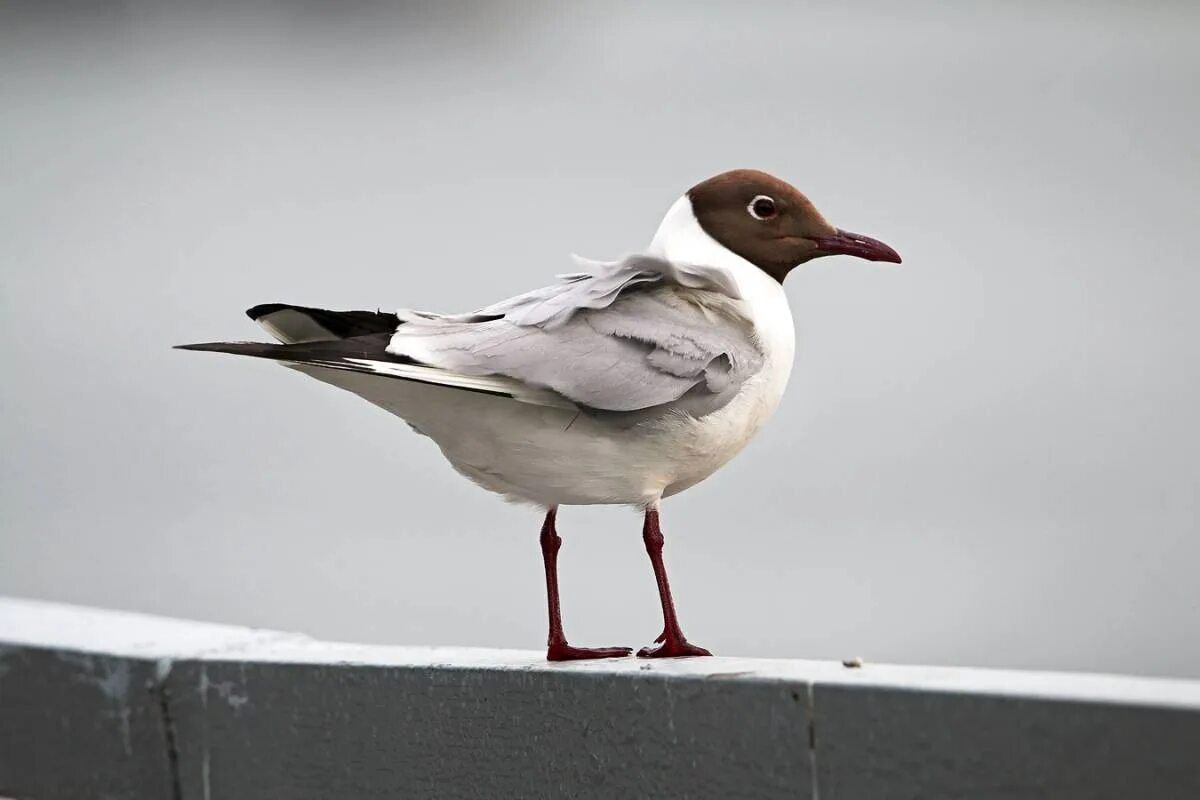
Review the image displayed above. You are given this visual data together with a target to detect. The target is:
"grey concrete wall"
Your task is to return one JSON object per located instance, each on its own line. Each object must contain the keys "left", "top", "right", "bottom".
{"left": 2, "top": 598, "right": 1199, "bottom": 800}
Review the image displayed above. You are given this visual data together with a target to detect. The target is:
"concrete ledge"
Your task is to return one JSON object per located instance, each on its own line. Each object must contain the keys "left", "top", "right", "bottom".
{"left": 2, "top": 597, "right": 1199, "bottom": 799}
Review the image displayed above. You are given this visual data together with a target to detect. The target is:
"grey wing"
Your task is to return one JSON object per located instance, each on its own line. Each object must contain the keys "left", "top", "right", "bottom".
{"left": 388, "top": 282, "right": 764, "bottom": 417}
{"left": 403, "top": 254, "right": 743, "bottom": 330}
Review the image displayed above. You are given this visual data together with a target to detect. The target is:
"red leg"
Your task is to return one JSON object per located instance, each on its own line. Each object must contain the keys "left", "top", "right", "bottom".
{"left": 540, "top": 508, "right": 632, "bottom": 661}
{"left": 637, "top": 506, "right": 712, "bottom": 658}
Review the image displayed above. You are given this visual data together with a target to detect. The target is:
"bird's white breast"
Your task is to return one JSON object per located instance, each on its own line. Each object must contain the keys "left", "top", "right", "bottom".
{"left": 644, "top": 195, "right": 796, "bottom": 498}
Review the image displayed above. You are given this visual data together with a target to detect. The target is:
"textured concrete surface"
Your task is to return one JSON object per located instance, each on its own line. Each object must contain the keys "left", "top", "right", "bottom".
{"left": 166, "top": 662, "right": 808, "bottom": 799}
{"left": 813, "top": 684, "right": 1200, "bottom": 799}
{"left": 0, "top": 646, "right": 174, "bottom": 799}
{"left": 3, "top": 597, "right": 1200, "bottom": 799}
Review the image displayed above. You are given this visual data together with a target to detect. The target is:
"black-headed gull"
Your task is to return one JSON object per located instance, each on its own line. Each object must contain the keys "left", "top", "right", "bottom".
{"left": 179, "top": 169, "right": 901, "bottom": 660}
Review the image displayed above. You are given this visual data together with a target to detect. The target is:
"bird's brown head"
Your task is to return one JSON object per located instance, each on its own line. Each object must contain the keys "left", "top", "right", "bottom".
{"left": 687, "top": 169, "right": 901, "bottom": 283}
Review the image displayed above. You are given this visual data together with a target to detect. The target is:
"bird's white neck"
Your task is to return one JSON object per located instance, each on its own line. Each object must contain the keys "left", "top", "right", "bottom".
{"left": 647, "top": 195, "right": 796, "bottom": 362}
{"left": 648, "top": 195, "right": 755, "bottom": 279}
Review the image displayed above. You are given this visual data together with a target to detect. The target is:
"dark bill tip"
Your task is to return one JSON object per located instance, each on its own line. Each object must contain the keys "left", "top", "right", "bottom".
{"left": 811, "top": 228, "right": 902, "bottom": 264}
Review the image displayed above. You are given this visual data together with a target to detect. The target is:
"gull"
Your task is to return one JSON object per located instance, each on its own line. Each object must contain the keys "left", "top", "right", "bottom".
{"left": 178, "top": 169, "right": 901, "bottom": 660}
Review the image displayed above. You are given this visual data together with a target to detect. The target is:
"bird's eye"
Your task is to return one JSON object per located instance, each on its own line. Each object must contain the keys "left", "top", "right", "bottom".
{"left": 748, "top": 195, "right": 777, "bottom": 220}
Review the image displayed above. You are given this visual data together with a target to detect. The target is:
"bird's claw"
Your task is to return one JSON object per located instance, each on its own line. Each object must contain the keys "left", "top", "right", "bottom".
{"left": 547, "top": 642, "right": 634, "bottom": 661}
{"left": 637, "top": 638, "right": 712, "bottom": 658}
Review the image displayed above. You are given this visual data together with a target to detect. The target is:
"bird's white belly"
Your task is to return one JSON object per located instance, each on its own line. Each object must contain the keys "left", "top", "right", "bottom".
{"left": 425, "top": 404, "right": 754, "bottom": 507}
{"left": 297, "top": 334, "right": 792, "bottom": 508}
{"left": 388, "top": 342, "right": 793, "bottom": 508}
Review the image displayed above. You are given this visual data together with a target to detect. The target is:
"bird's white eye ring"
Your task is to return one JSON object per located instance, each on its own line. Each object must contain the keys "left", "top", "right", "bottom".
{"left": 748, "top": 195, "right": 777, "bottom": 220}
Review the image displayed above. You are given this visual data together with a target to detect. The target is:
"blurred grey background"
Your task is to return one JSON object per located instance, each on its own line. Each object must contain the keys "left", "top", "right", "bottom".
{"left": 2, "top": 1, "right": 1198, "bottom": 679}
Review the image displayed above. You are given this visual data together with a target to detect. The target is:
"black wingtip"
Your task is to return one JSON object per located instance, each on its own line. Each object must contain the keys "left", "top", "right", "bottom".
{"left": 246, "top": 303, "right": 291, "bottom": 321}
{"left": 243, "top": 303, "right": 402, "bottom": 338}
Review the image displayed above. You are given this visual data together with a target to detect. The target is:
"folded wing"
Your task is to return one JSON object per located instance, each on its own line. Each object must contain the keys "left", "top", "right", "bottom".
{"left": 388, "top": 255, "right": 764, "bottom": 416}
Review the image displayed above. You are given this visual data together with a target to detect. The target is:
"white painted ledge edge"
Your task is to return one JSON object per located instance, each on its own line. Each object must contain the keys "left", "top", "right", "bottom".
{"left": 2, "top": 595, "right": 1198, "bottom": 711}
{"left": 5, "top": 595, "right": 1200, "bottom": 800}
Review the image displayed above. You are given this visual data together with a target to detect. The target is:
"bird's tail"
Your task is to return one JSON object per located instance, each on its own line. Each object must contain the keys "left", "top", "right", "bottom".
{"left": 175, "top": 333, "right": 576, "bottom": 409}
